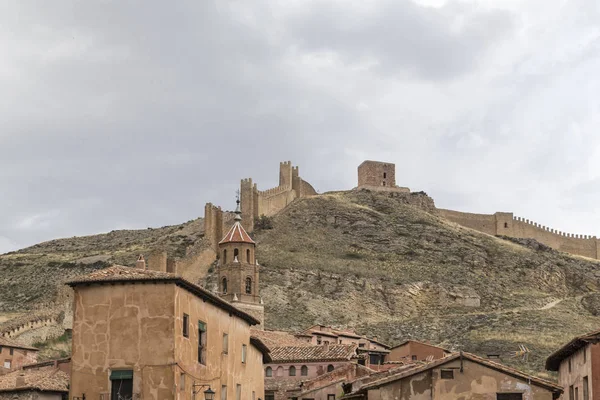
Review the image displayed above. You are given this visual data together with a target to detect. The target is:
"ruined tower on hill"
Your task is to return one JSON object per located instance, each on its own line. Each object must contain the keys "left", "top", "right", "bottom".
{"left": 357, "top": 160, "right": 410, "bottom": 193}
{"left": 204, "top": 161, "right": 317, "bottom": 250}
{"left": 217, "top": 199, "right": 264, "bottom": 328}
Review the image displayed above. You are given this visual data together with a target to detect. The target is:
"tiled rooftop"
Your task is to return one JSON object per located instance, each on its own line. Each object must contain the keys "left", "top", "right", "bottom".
{"left": 250, "top": 329, "right": 312, "bottom": 350}
{"left": 219, "top": 221, "right": 255, "bottom": 245}
{"left": 269, "top": 344, "right": 357, "bottom": 363}
{"left": 0, "top": 336, "right": 39, "bottom": 352}
{"left": 0, "top": 368, "right": 69, "bottom": 393}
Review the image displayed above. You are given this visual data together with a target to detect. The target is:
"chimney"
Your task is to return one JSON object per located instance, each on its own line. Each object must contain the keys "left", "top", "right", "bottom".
{"left": 147, "top": 250, "right": 168, "bottom": 272}
{"left": 16, "top": 374, "right": 26, "bottom": 388}
{"left": 136, "top": 255, "right": 146, "bottom": 269}
{"left": 167, "top": 258, "right": 178, "bottom": 274}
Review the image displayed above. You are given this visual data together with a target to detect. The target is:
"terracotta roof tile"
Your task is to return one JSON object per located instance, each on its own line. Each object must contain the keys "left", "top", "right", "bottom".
{"left": 250, "top": 329, "right": 312, "bottom": 350}
{"left": 219, "top": 222, "right": 255, "bottom": 245}
{"left": 0, "top": 368, "right": 69, "bottom": 393}
{"left": 269, "top": 344, "right": 357, "bottom": 363}
{"left": 0, "top": 337, "right": 39, "bottom": 352}
{"left": 67, "top": 265, "right": 260, "bottom": 325}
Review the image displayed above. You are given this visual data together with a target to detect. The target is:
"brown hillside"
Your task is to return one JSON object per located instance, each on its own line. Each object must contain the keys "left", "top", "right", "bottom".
{"left": 2, "top": 190, "right": 600, "bottom": 374}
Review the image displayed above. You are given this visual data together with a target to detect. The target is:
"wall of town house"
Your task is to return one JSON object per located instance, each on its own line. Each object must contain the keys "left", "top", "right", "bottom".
{"left": 367, "top": 359, "right": 554, "bottom": 400}
{"left": 387, "top": 342, "right": 446, "bottom": 363}
{"left": 70, "top": 283, "right": 177, "bottom": 400}
{"left": 0, "top": 346, "right": 37, "bottom": 373}
{"left": 174, "top": 286, "right": 264, "bottom": 400}
{"left": 558, "top": 344, "right": 597, "bottom": 400}
{"left": 265, "top": 362, "right": 351, "bottom": 400}
{"left": 70, "top": 283, "right": 264, "bottom": 400}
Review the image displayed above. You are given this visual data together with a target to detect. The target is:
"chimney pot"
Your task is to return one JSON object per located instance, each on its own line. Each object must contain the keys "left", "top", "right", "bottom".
{"left": 136, "top": 255, "right": 146, "bottom": 269}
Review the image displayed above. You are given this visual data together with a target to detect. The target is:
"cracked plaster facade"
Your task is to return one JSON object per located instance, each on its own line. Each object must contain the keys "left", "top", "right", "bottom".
{"left": 69, "top": 282, "right": 264, "bottom": 400}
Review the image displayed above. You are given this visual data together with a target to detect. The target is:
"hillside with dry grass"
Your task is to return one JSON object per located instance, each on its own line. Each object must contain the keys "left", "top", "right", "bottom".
{"left": 2, "top": 189, "right": 600, "bottom": 374}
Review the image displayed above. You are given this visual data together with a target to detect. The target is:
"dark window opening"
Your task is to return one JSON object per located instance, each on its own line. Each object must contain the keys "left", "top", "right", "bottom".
{"left": 383, "top": 172, "right": 387, "bottom": 179}
{"left": 198, "top": 321, "right": 207, "bottom": 364}
{"left": 583, "top": 376, "right": 589, "bottom": 400}
{"left": 110, "top": 370, "right": 133, "bottom": 400}
{"left": 245, "top": 277, "right": 252, "bottom": 294}
{"left": 569, "top": 385, "right": 574, "bottom": 400}
{"left": 382, "top": 181, "right": 386, "bottom": 186}
{"left": 411, "top": 355, "right": 417, "bottom": 361}
{"left": 234, "top": 248, "right": 239, "bottom": 259}
{"left": 265, "top": 392, "right": 275, "bottom": 400}
{"left": 316, "top": 336, "right": 322, "bottom": 345}
{"left": 358, "top": 358, "right": 366, "bottom": 366}
{"left": 327, "top": 365, "right": 334, "bottom": 372}
{"left": 265, "top": 367, "right": 272, "bottom": 377}
{"left": 440, "top": 369, "right": 454, "bottom": 379}
{"left": 301, "top": 366, "right": 308, "bottom": 376}
{"left": 289, "top": 366, "right": 296, "bottom": 376}
{"left": 247, "top": 249, "right": 251, "bottom": 263}
{"left": 497, "top": 394, "right": 523, "bottom": 400}
{"left": 327, "top": 395, "right": 335, "bottom": 400}
{"left": 222, "top": 278, "right": 228, "bottom": 295}
{"left": 223, "top": 250, "right": 227, "bottom": 264}
{"left": 569, "top": 359, "right": 572, "bottom": 373}
{"left": 504, "top": 222, "right": 508, "bottom": 228}
{"left": 369, "top": 354, "right": 382, "bottom": 365}
{"left": 183, "top": 314, "right": 189, "bottom": 338}
{"left": 9, "top": 349, "right": 13, "bottom": 356}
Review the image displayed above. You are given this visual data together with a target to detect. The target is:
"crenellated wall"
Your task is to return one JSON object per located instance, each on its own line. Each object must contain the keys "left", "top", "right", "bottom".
{"left": 205, "top": 161, "right": 317, "bottom": 249}
{"left": 439, "top": 209, "right": 600, "bottom": 259}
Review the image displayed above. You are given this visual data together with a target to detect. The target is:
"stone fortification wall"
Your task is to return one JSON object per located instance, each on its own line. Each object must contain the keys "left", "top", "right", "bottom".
{"left": 438, "top": 209, "right": 599, "bottom": 259}
{"left": 205, "top": 161, "right": 316, "bottom": 249}
{"left": 438, "top": 209, "right": 497, "bottom": 236}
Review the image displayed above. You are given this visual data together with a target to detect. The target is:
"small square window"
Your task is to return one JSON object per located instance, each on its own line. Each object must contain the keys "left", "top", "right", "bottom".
{"left": 3, "top": 360, "right": 11, "bottom": 369}
{"left": 411, "top": 355, "right": 417, "bottom": 361}
{"left": 440, "top": 369, "right": 454, "bottom": 379}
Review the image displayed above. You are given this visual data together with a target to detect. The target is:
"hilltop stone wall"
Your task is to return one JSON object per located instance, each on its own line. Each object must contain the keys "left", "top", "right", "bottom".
{"left": 439, "top": 209, "right": 600, "bottom": 259}
{"left": 205, "top": 161, "right": 316, "bottom": 250}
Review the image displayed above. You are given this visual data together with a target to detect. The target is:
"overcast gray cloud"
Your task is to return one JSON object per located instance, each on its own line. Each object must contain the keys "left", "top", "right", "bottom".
{"left": 1, "top": 0, "right": 600, "bottom": 253}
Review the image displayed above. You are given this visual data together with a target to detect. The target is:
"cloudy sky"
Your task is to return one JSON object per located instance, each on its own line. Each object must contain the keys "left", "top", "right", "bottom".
{"left": 1, "top": 0, "right": 600, "bottom": 253}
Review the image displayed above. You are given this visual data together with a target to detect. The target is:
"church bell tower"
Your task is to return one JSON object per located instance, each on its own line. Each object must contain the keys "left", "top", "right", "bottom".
{"left": 217, "top": 197, "right": 264, "bottom": 328}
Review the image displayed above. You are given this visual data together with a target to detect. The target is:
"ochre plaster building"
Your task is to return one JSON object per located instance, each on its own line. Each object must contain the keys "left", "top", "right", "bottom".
{"left": 298, "top": 326, "right": 389, "bottom": 368}
{"left": 0, "top": 337, "right": 38, "bottom": 374}
{"left": 387, "top": 340, "right": 451, "bottom": 363}
{"left": 344, "top": 352, "right": 562, "bottom": 400}
{"left": 545, "top": 328, "right": 600, "bottom": 400}
{"left": 67, "top": 262, "right": 269, "bottom": 400}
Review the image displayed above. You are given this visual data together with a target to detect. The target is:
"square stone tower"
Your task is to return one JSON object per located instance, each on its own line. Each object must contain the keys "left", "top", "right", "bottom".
{"left": 358, "top": 160, "right": 396, "bottom": 188}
